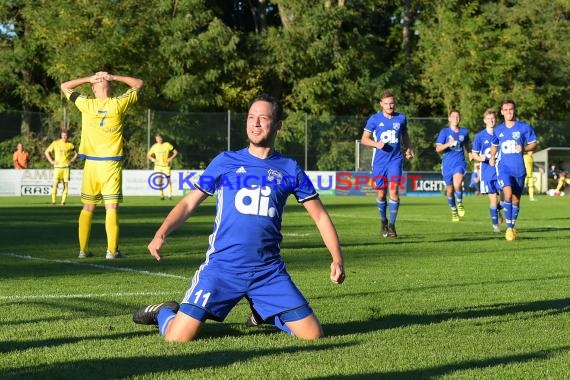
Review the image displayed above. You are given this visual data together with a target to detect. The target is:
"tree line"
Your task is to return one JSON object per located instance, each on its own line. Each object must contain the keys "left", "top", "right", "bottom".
{"left": 1, "top": 0, "right": 568, "bottom": 170}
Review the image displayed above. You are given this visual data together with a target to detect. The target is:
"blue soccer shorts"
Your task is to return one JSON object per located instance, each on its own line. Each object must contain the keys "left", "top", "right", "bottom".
{"left": 372, "top": 158, "right": 403, "bottom": 190}
{"left": 179, "top": 261, "right": 310, "bottom": 323}
{"left": 497, "top": 172, "right": 526, "bottom": 197}
{"left": 442, "top": 164, "right": 466, "bottom": 186}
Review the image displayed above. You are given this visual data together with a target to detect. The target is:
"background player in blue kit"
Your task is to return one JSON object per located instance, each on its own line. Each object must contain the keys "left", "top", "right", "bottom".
{"left": 472, "top": 109, "right": 503, "bottom": 233}
{"left": 360, "top": 90, "right": 414, "bottom": 238}
{"left": 490, "top": 100, "right": 537, "bottom": 241}
{"left": 436, "top": 110, "right": 471, "bottom": 222}
{"left": 133, "top": 94, "right": 345, "bottom": 342}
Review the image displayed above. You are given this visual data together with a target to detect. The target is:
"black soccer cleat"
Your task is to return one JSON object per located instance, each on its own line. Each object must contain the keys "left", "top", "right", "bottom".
{"left": 387, "top": 223, "right": 397, "bottom": 238}
{"left": 132, "top": 301, "right": 180, "bottom": 325}
{"left": 381, "top": 220, "right": 389, "bottom": 238}
{"left": 244, "top": 309, "right": 264, "bottom": 327}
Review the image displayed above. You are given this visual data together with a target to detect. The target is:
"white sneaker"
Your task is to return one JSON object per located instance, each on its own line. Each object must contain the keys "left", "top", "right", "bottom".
{"left": 78, "top": 251, "right": 94, "bottom": 259}
{"left": 492, "top": 225, "right": 500, "bottom": 233}
{"left": 106, "top": 250, "right": 127, "bottom": 259}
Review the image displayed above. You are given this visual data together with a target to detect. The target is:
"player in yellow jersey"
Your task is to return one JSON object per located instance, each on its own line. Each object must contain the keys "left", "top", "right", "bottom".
{"left": 44, "top": 129, "right": 77, "bottom": 206}
{"left": 147, "top": 133, "right": 178, "bottom": 200}
{"left": 523, "top": 151, "right": 536, "bottom": 201}
{"left": 61, "top": 71, "right": 143, "bottom": 259}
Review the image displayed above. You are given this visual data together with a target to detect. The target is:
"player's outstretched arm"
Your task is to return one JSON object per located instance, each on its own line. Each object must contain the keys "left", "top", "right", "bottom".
{"left": 148, "top": 189, "right": 208, "bottom": 261}
{"left": 303, "top": 198, "right": 345, "bottom": 284}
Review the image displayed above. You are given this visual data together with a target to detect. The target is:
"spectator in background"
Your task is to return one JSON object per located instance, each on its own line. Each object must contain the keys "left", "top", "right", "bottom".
{"left": 13, "top": 143, "right": 29, "bottom": 169}
{"left": 548, "top": 162, "right": 560, "bottom": 189}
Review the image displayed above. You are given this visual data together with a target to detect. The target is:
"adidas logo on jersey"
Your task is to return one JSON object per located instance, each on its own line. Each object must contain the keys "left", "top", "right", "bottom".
{"left": 236, "top": 166, "right": 247, "bottom": 173}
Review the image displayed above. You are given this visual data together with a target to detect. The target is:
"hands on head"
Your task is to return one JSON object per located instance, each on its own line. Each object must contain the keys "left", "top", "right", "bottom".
{"left": 90, "top": 71, "right": 113, "bottom": 84}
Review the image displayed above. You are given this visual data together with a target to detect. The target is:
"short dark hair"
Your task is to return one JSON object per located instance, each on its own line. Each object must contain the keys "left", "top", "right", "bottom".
{"left": 250, "top": 94, "right": 283, "bottom": 122}
{"left": 379, "top": 90, "right": 395, "bottom": 101}
{"left": 500, "top": 99, "right": 516, "bottom": 110}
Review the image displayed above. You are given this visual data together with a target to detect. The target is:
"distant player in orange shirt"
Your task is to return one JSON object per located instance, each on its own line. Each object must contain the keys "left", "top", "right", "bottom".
{"left": 13, "top": 143, "right": 29, "bottom": 169}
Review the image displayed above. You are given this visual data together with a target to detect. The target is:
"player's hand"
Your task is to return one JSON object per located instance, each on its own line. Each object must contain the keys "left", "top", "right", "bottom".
{"left": 147, "top": 235, "right": 165, "bottom": 261}
{"left": 330, "top": 261, "right": 345, "bottom": 284}
{"left": 405, "top": 149, "right": 414, "bottom": 159}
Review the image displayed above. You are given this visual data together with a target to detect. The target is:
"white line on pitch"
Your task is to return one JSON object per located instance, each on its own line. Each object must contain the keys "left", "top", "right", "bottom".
{"left": 0, "top": 291, "right": 178, "bottom": 301}
{"left": 0, "top": 252, "right": 190, "bottom": 280}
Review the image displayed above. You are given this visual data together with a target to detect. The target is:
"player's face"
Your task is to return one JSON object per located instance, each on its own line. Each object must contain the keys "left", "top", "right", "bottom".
{"left": 380, "top": 97, "right": 395, "bottom": 116}
{"left": 483, "top": 113, "right": 496, "bottom": 128}
{"left": 501, "top": 103, "right": 516, "bottom": 122}
{"left": 448, "top": 112, "right": 460, "bottom": 128}
{"left": 247, "top": 101, "right": 280, "bottom": 147}
{"left": 155, "top": 135, "right": 163, "bottom": 144}
{"left": 61, "top": 132, "right": 68, "bottom": 141}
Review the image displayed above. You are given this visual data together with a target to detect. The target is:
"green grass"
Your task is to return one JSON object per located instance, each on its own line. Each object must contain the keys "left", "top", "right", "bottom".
{"left": 1, "top": 194, "right": 569, "bottom": 379}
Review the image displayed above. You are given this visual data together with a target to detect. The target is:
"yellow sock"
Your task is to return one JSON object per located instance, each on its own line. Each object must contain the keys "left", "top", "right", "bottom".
{"left": 61, "top": 183, "right": 69, "bottom": 204}
{"left": 105, "top": 208, "right": 119, "bottom": 253}
{"left": 78, "top": 209, "right": 93, "bottom": 252}
{"left": 167, "top": 181, "right": 172, "bottom": 198}
{"left": 51, "top": 184, "right": 57, "bottom": 204}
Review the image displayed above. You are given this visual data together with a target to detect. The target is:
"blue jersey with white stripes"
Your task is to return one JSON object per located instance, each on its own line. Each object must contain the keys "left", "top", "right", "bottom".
{"left": 436, "top": 127, "right": 470, "bottom": 169}
{"left": 492, "top": 121, "right": 537, "bottom": 177}
{"left": 195, "top": 148, "right": 318, "bottom": 270}
{"left": 472, "top": 129, "right": 497, "bottom": 182}
{"left": 364, "top": 112, "right": 408, "bottom": 170}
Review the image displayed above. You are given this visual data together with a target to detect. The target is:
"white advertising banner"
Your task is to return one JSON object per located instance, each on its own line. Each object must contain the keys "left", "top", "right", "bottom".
{"left": 0, "top": 169, "right": 336, "bottom": 197}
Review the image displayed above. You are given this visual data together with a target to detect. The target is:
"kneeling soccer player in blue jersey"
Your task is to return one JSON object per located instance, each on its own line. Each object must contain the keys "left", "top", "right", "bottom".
{"left": 133, "top": 94, "right": 345, "bottom": 342}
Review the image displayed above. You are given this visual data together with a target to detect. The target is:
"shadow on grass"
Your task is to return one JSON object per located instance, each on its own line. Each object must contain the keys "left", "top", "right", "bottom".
{"left": 324, "top": 297, "right": 570, "bottom": 336}
{"left": 0, "top": 330, "right": 154, "bottom": 354}
{"left": 307, "top": 346, "right": 570, "bottom": 379}
{"left": 0, "top": 341, "right": 355, "bottom": 379}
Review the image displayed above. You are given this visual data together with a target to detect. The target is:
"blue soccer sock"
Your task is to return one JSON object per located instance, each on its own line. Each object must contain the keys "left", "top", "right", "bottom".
{"left": 377, "top": 199, "right": 387, "bottom": 223}
{"left": 490, "top": 207, "right": 498, "bottom": 226}
{"left": 504, "top": 201, "right": 513, "bottom": 228}
{"left": 389, "top": 199, "right": 400, "bottom": 224}
{"left": 271, "top": 315, "right": 293, "bottom": 336}
{"left": 512, "top": 204, "right": 520, "bottom": 228}
{"left": 454, "top": 190, "right": 463, "bottom": 204}
{"left": 157, "top": 308, "right": 177, "bottom": 337}
{"left": 447, "top": 196, "right": 457, "bottom": 210}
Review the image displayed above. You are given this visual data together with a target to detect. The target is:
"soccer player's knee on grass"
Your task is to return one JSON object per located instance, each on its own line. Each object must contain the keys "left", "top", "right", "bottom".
{"left": 286, "top": 315, "right": 324, "bottom": 340}
{"left": 163, "top": 314, "right": 203, "bottom": 343}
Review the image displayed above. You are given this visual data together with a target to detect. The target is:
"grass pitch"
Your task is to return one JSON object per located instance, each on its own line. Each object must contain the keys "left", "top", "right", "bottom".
{"left": 1, "top": 194, "right": 569, "bottom": 379}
